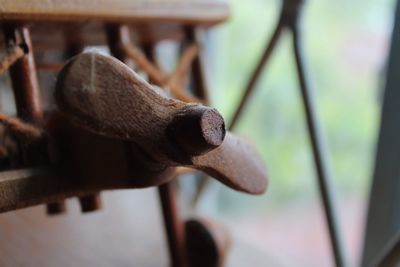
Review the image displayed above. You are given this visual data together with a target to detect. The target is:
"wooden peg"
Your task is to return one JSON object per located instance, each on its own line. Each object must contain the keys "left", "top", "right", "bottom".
{"left": 46, "top": 201, "right": 67, "bottom": 215}
{"left": 55, "top": 52, "right": 267, "bottom": 195}
{"left": 167, "top": 105, "right": 225, "bottom": 156}
{"left": 78, "top": 193, "right": 102, "bottom": 213}
{"left": 185, "top": 218, "right": 230, "bottom": 267}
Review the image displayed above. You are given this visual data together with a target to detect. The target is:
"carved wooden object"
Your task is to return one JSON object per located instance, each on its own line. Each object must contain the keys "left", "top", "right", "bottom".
{"left": 55, "top": 52, "right": 267, "bottom": 195}
{"left": 0, "top": 1, "right": 270, "bottom": 266}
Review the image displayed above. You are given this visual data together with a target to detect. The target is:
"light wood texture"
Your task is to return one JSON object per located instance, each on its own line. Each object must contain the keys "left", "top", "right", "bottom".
{"left": 0, "top": 0, "right": 229, "bottom": 25}
{"left": 55, "top": 52, "right": 267, "bottom": 195}
{"left": 0, "top": 44, "right": 24, "bottom": 75}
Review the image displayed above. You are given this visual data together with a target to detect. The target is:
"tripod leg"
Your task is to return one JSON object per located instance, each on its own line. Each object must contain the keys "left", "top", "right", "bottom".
{"left": 291, "top": 25, "right": 348, "bottom": 267}
{"left": 229, "top": 22, "right": 284, "bottom": 130}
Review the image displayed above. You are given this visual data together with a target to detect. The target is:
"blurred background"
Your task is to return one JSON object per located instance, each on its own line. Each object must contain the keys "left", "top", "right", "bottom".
{"left": 191, "top": 0, "right": 394, "bottom": 266}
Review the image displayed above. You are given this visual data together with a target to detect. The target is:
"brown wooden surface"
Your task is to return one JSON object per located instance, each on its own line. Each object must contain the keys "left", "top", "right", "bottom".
{"left": 55, "top": 52, "right": 224, "bottom": 163}
{"left": 55, "top": 52, "right": 267, "bottom": 195}
{"left": 0, "top": 0, "right": 229, "bottom": 25}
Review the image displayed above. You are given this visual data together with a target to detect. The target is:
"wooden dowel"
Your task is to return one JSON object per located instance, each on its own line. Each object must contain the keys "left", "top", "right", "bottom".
{"left": 158, "top": 182, "right": 187, "bottom": 267}
{"left": 0, "top": 45, "right": 25, "bottom": 75}
{"left": 167, "top": 43, "right": 201, "bottom": 103}
{"left": 0, "top": 112, "right": 42, "bottom": 138}
{"left": 123, "top": 42, "right": 167, "bottom": 85}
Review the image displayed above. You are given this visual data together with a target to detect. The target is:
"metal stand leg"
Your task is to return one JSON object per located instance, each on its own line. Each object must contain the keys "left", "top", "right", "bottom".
{"left": 229, "top": 21, "right": 284, "bottom": 130}
{"left": 291, "top": 22, "right": 347, "bottom": 267}
{"left": 225, "top": 1, "right": 348, "bottom": 266}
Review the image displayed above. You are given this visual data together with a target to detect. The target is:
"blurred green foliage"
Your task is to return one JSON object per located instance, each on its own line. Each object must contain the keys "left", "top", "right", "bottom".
{"left": 209, "top": 0, "right": 394, "bottom": 213}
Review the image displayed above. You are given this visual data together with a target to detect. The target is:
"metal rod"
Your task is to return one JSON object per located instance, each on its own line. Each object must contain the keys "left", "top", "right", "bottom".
{"left": 361, "top": 0, "right": 400, "bottom": 265}
{"left": 291, "top": 23, "right": 348, "bottom": 267}
{"left": 192, "top": 15, "right": 284, "bottom": 208}
{"left": 228, "top": 20, "right": 284, "bottom": 130}
{"left": 370, "top": 229, "right": 400, "bottom": 267}
{"left": 158, "top": 182, "right": 187, "bottom": 267}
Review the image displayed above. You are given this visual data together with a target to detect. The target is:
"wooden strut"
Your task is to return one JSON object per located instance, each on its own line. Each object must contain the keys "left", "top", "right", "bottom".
{"left": 0, "top": 112, "right": 42, "bottom": 139}
{"left": 106, "top": 24, "right": 188, "bottom": 267}
{"left": 142, "top": 29, "right": 230, "bottom": 267}
{"left": 122, "top": 39, "right": 201, "bottom": 103}
{"left": 121, "top": 26, "right": 211, "bottom": 210}
{"left": 64, "top": 24, "right": 103, "bottom": 213}
{"left": 183, "top": 27, "right": 215, "bottom": 208}
{"left": 0, "top": 45, "right": 42, "bottom": 139}
{"left": 0, "top": 45, "right": 25, "bottom": 75}
{"left": 227, "top": 1, "right": 349, "bottom": 267}
{"left": 139, "top": 35, "right": 188, "bottom": 267}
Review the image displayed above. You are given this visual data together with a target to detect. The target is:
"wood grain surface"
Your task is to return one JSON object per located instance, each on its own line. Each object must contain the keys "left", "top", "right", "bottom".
{"left": 55, "top": 52, "right": 225, "bottom": 164}
{"left": 0, "top": 0, "right": 229, "bottom": 25}
{"left": 55, "top": 52, "right": 267, "bottom": 195}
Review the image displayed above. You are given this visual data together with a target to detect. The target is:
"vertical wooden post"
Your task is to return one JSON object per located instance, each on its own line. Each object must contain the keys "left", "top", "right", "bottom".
{"left": 158, "top": 182, "right": 186, "bottom": 267}
{"left": 105, "top": 24, "right": 187, "bottom": 267}
{"left": 3, "top": 25, "right": 67, "bottom": 214}
{"left": 4, "top": 26, "right": 42, "bottom": 124}
{"left": 62, "top": 24, "right": 103, "bottom": 213}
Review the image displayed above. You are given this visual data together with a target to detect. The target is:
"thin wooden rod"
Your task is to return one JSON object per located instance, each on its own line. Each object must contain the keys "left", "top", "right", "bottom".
{"left": 141, "top": 41, "right": 188, "bottom": 267}
{"left": 184, "top": 27, "right": 209, "bottom": 102}
{"left": 167, "top": 43, "right": 200, "bottom": 103}
{"left": 106, "top": 24, "right": 187, "bottom": 267}
{"left": 0, "top": 45, "right": 25, "bottom": 75}
{"left": 35, "top": 62, "right": 63, "bottom": 72}
{"left": 3, "top": 25, "right": 43, "bottom": 124}
{"left": 123, "top": 42, "right": 167, "bottom": 85}
{"left": 292, "top": 24, "right": 348, "bottom": 267}
{"left": 124, "top": 41, "right": 200, "bottom": 103}
{"left": 168, "top": 43, "right": 199, "bottom": 88}
{"left": 3, "top": 25, "right": 65, "bottom": 214}
{"left": 0, "top": 112, "right": 42, "bottom": 138}
{"left": 63, "top": 25, "right": 102, "bottom": 213}
{"left": 158, "top": 182, "right": 187, "bottom": 267}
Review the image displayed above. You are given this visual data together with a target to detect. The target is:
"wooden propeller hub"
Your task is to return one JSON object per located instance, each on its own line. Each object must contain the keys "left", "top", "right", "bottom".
{"left": 55, "top": 52, "right": 267, "bottom": 195}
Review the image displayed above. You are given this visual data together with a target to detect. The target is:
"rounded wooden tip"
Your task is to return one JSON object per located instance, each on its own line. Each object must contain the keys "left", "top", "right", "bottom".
{"left": 168, "top": 106, "right": 225, "bottom": 157}
{"left": 201, "top": 108, "right": 225, "bottom": 147}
